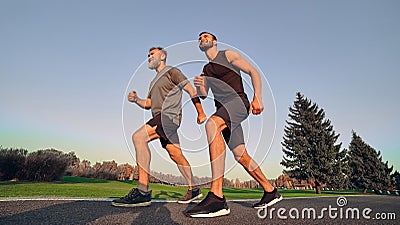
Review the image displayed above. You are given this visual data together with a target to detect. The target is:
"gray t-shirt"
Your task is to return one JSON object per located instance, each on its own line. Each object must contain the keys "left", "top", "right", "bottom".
{"left": 147, "top": 66, "right": 189, "bottom": 125}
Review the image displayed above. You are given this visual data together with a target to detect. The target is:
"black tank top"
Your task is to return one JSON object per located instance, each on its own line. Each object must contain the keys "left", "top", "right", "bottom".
{"left": 203, "top": 50, "right": 248, "bottom": 108}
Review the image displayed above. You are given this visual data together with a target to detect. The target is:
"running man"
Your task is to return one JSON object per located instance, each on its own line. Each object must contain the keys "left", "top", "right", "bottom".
{"left": 112, "top": 47, "right": 206, "bottom": 207}
{"left": 186, "top": 32, "right": 282, "bottom": 217}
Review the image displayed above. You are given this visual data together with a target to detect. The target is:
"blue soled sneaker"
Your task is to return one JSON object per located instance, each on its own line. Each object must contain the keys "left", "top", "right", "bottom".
{"left": 112, "top": 188, "right": 151, "bottom": 207}
{"left": 253, "top": 188, "right": 282, "bottom": 209}
{"left": 178, "top": 188, "right": 203, "bottom": 204}
{"left": 185, "top": 192, "right": 230, "bottom": 218}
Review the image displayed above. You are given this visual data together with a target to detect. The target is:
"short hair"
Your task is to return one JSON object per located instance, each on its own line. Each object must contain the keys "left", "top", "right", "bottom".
{"left": 149, "top": 46, "right": 167, "bottom": 61}
{"left": 199, "top": 31, "right": 217, "bottom": 41}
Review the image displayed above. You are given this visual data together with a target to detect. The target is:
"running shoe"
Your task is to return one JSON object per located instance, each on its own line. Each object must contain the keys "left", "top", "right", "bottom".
{"left": 112, "top": 188, "right": 152, "bottom": 207}
{"left": 177, "top": 188, "right": 203, "bottom": 204}
{"left": 253, "top": 188, "right": 282, "bottom": 209}
{"left": 185, "top": 192, "right": 230, "bottom": 218}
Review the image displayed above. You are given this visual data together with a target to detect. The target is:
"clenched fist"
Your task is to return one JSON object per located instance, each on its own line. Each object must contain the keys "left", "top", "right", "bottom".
{"left": 127, "top": 91, "right": 138, "bottom": 103}
{"left": 193, "top": 73, "right": 205, "bottom": 88}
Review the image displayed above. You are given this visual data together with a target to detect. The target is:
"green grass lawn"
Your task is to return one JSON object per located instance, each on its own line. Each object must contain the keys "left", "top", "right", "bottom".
{"left": 0, "top": 176, "right": 366, "bottom": 200}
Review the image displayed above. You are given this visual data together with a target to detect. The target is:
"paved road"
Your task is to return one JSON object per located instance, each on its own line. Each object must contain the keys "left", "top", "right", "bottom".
{"left": 0, "top": 196, "right": 399, "bottom": 224}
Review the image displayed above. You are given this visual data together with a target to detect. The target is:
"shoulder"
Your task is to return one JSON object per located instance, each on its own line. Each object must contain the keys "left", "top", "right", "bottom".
{"left": 224, "top": 50, "right": 241, "bottom": 62}
{"left": 167, "top": 66, "right": 183, "bottom": 75}
{"left": 168, "top": 67, "right": 187, "bottom": 80}
{"left": 167, "top": 66, "right": 188, "bottom": 85}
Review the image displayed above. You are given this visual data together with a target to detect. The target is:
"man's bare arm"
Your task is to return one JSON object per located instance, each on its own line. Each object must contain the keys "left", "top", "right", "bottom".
{"left": 127, "top": 91, "right": 151, "bottom": 110}
{"left": 193, "top": 73, "right": 209, "bottom": 99}
{"left": 226, "top": 50, "right": 264, "bottom": 115}
{"left": 183, "top": 83, "right": 207, "bottom": 124}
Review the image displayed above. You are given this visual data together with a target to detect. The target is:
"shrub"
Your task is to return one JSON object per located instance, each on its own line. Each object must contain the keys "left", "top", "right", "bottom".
{"left": 92, "top": 161, "right": 119, "bottom": 180}
{"left": 24, "top": 149, "right": 69, "bottom": 181}
{"left": 0, "top": 147, "right": 27, "bottom": 180}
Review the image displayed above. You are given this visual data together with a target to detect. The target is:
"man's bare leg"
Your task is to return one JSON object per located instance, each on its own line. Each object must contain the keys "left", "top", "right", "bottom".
{"left": 232, "top": 144, "right": 274, "bottom": 192}
{"left": 165, "top": 144, "right": 194, "bottom": 189}
{"left": 132, "top": 124, "right": 159, "bottom": 192}
{"left": 205, "top": 116, "right": 228, "bottom": 198}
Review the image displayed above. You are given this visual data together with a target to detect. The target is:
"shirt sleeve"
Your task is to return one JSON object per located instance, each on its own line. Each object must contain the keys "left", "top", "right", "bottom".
{"left": 147, "top": 86, "right": 152, "bottom": 99}
{"left": 169, "top": 67, "right": 189, "bottom": 89}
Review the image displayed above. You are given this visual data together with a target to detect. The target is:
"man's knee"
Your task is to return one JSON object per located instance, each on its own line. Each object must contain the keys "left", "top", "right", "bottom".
{"left": 233, "top": 145, "right": 249, "bottom": 164}
{"left": 132, "top": 132, "right": 140, "bottom": 143}
{"left": 132, "top": 125, "right": 157, "bottom": 144}
{"left": 132, "top": 132, "right": 141, "bottom": 142}
{"left": 166, "top": 145, "right": 185, "bottom": 164}
{"left": 233, "top": 147, "right": 259, "bottom": 171}
{"left": 205, "top": 116, "right": 226, "bottom": 133}
{"left": 132, "top": 129, "right": 146, "bottom": 144}
{"left": 205, "top": 118, "right": 215, "bottom": 132}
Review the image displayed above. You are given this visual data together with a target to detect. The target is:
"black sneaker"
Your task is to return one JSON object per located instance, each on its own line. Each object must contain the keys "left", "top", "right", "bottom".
{"left": 178, "top": 188, "right": 203, "bottom": 204}
{"left": 111, "top": 188, "right": 152, "bottom": 207}
{"left": 253, "top": 188, "right": 282, "bottom": 209}
{"left": 185, "top": 192, "right": 230, "bottom": 218}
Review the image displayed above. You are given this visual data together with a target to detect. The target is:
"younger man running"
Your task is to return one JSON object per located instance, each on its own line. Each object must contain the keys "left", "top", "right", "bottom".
{"left": 186, "top": 32, "right": 282, "bottom": 217}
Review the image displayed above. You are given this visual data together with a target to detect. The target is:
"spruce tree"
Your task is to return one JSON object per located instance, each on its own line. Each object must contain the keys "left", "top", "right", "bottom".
{"left": 281, "top": 92, "right": 347, "bottom": 193}
{"left": 348, "top": 131, "right": 392, "bottom": 192}
{"left": 393, "top": 171, "right": 400, "bottom": 190}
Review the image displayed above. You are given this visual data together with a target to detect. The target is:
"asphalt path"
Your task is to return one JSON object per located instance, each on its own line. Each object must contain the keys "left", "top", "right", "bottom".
{"left": 0, "top": 196, "right": 399, "bottom": 224}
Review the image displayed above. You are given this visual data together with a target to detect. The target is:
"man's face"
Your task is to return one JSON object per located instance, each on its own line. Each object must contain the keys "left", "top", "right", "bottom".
{"left": 198, "top": 33, "right": 214, "bottom": 52}
{"left": 148, "top": 49, "right": 162, "bottom": 70}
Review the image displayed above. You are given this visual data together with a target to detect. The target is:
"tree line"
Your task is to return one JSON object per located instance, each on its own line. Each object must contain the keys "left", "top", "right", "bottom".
{"left": 0, "top": 147, "right": 188, "bottom": 183}
{"left": 281, "top": 92, "right": 399, "bottom": 193}
{"left": 0, "top": 147, "right": 258, "bottom": 188}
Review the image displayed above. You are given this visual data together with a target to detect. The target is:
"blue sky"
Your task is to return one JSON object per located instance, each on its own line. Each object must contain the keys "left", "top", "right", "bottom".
{"left": 1, "top": 0, "right": 399, "bottom": 180}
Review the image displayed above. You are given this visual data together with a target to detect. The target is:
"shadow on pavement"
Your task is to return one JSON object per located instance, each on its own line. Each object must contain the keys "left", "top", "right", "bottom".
{"left": 0, "top": 200, "right": 178, "bottom": 225}
{"left": 153, "top": 190, "right": 182, "bottom": 200}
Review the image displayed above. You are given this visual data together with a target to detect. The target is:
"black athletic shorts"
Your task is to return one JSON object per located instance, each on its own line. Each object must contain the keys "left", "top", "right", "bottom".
{"left": 213, "top": 96, "right": 250, "bottom": 150}
{"left": 146, "top": 113, "right": 180, "bottom": 149}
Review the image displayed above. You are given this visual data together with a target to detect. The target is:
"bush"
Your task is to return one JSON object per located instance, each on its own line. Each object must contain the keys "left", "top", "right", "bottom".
{"left": 24, "top": 149, "right": 69, "bottom": 181}
{"left": 92, "top": 161, "right": 119, "bottom": 180}
{"left": 0, "top": 147, "right": 27, "bottom": 181}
